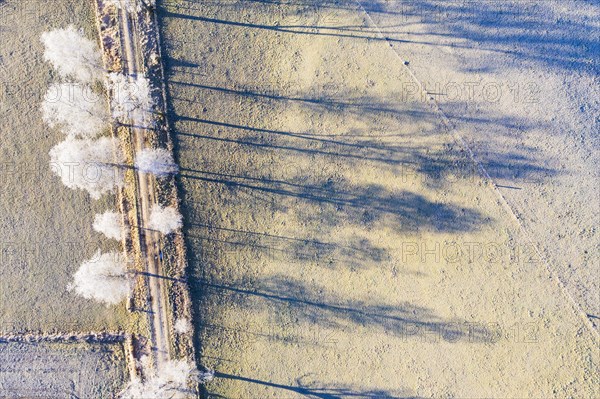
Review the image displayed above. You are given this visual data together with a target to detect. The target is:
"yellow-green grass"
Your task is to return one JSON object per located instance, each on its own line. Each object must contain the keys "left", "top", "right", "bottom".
{"left": 158, "top": 1, "right": 599, "bottom": 398}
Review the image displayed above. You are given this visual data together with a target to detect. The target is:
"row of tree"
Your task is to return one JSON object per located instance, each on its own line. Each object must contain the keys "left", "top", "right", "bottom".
{"left": 41, "top": 26, "right": 182, "bottom": 306}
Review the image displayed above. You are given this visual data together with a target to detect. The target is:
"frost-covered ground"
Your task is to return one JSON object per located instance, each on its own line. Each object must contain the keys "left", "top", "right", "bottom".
{"left": 159, "top": 0, "right": 598, "bottom": 398}
{"left": 0, "top": 341, "right": 126, "bottom": 397}
{"left": 360, "top": 0, "right": 600, "bottom": 333}
{"left": 0, "top": 0, "right": 128, "bottom": 332}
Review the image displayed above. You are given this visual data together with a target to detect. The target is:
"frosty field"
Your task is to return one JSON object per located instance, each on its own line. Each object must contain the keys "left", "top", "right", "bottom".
{"left": 0, "top": 0, "right": 597, "bottom": 397}
{"left": 0, "top": 0, "right": 129, "bottom": 333}
{"left": 158, "top": 0, "right": 598, "bottom": 398}
{"left": 0, "top": 341, "right": 126, "bottom": 397}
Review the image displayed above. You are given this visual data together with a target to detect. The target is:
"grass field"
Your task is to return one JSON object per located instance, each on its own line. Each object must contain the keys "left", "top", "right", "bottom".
{"left": 158, "top": 1, "right": 598, "bottom": 398}
{"left": 0, "top": 0, "right": 129, "bottom": 333}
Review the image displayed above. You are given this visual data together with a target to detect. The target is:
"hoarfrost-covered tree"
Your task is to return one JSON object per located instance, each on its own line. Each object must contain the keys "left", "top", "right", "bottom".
{"left": 119, "top": 359, "right": 196, "bottom": 399}
{"left": 105, "top": 0, "right": 142, "bottom": 13}
{"left": 49, "top": 137, "right": 124, "bottom": 199}
{"left": 174, "top": 318, "right": 192, "bottom": 334}
{"left": 42, "top": 83, "right": 108, "bottom": 138}
{"left": 68, "top": 250, "right": 129, "bottom": 306}
{"left": 108, "top": 73, "right": 153, "bottom": 124}
{"left": 148, "top": 204, "right": 183, "bottom": 234}
{"left": 41, "top": 25, "right": 104, "bottom": 83}
{"left": 93, "top": 211, "right": 127, "bottom": 241}
{"left": 135, "top": 148, "right": 178, "bottom": 176}
{"left": 106, "top": 0, "right": 157, "bottom": 12}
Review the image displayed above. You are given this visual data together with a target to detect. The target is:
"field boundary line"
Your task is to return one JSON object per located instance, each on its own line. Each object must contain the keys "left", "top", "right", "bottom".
{"left": 0, "top": 331, "right": 128, "bottom": 344}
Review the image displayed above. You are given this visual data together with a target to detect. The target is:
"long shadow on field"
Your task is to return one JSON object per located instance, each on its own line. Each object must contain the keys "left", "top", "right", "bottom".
{"left": 169, "top": 82, "right": 434, "bottom": 125}
{"left": 168, "top": 0, "right": 402, "bottom": 17}
{"left": 195, "top": 276, "right": 497, "bottom": 345}
{"left": 365, "top": 0, "right": 600, "bottom": 74}
{"left": 157, "top": 0, "right": 563, "bottom": 392}
{"left": 179, "top": 167, "right": 485, "bottom": 233}
{"left": 210, "top": 371, "right": 420, "bottom": 399}
{"left": 159, "top": 9, "right": 407, "bottom": 44}
{"left": 167, "top": 81, "right": 558, "bottom": 185}
{"left": 186, "top": 222, "right": 397, "bottom": 273}
{"left": 161, "top": 0, "right": 599, "bottom": 74}
{"left": 161, "top": 1, "right": 560, "bottom": 187}
{"left": 174, "top": 122, "right": 426, "bottom": 166}
{"left": 173, "top": 116, "right": 555, "bottom": 185}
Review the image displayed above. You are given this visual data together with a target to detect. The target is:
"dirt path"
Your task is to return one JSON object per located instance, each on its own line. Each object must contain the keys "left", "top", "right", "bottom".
{"left": 117, "top": 1, "right": 171, "bottom": 368}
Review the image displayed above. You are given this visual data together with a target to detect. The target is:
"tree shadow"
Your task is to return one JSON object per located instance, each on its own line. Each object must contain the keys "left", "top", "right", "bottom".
{"left": 167, "top": 80, "right": 558, "bottom": 186}
{"left": 155, "top": 2, "right": 563, "bottom": 396}
{"left": 209, "top": 371, "right": 422, "bottom": 399}
{"left": 179, "top": 167, "right": 487, "bottom": 233}
{"left": 356, "top": 0, "right": 600, "bottom": 74}
{"left": 195, "top": 275, "right": 498, "bottom": 346}
{"left": 160, "top": 0, "right": 599, "bottom": 74}
{"left": 160, "top": 0, "right": 561, "bottom": 189}
{"left": 158, "top": 2, "right": 410, "bottom": 44}
{"left": 185, "top": 222, "right": 400, "bottom": 274}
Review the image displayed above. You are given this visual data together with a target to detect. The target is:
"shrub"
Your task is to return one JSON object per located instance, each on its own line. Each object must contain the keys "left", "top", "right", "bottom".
{"left": 148, "top": 204, "right": 183, "bottom": 234}
{"left": 135, "top": 148, "right": 179, "bottom": 176}
{"left": 120, "top": 359, "right": 196, "bottom": 399}
{"left": 174, "top": 318, "right": 192, "bottom": 334}
{"left": 105, "top": 0, "right": 142, "bottom": 13}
